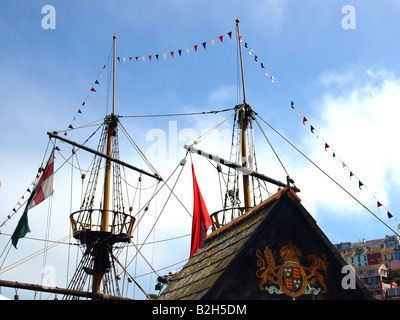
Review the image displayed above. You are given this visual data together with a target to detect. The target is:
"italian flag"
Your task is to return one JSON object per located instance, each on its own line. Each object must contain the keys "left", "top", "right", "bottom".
{"left": 11, "top": 148, "right": 55, "bottom": 248}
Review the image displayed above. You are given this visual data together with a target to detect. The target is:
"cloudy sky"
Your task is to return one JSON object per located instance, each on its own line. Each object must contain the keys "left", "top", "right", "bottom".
{"left": 1, "top": 0, "right": 400, "bottom": 299}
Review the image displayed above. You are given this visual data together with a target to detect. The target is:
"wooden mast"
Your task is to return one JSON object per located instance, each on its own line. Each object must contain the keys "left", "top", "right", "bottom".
{"left": 92, "top": 35, "right": 117, "bottom": 295}
{"left": 236, "top": 19, "right": 252, "bottom": 212}
{"left": 101, "top": 34, "right": 116, "bottom": 232}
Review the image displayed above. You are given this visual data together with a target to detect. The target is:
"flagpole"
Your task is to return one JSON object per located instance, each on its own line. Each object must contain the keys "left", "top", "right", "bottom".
{"left": 236, "top": 19, "right": 252, "bottom": 212}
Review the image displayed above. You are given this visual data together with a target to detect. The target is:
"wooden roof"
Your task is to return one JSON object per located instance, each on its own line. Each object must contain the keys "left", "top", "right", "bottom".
{"left": 160, "top": 188, "right": 373, "bottom": 300}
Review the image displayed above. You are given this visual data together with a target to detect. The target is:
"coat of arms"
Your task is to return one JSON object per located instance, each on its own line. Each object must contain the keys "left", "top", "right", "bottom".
{"left": 256, "top": 241, "right": 328, "bottom": 298}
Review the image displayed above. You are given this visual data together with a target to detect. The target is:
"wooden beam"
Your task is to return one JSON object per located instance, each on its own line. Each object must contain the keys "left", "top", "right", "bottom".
{"left": 0, "top": 279, "right": 132, "bottom": 300}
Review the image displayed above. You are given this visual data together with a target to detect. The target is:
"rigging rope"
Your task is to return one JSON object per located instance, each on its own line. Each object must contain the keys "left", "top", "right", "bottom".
{"left": 255, "top": 112, "right": 400, "bottom": 237}
{"left": 119, "top": 107, "right": 235, "bottom": 118}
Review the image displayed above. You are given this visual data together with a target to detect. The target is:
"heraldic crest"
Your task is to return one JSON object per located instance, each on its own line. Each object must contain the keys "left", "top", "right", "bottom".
{"left": 256, "top": 241, "right": 328, "bottom": 298}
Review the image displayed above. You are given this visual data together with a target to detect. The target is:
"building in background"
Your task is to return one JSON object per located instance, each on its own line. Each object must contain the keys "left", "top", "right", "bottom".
{"left": 335, "top": 235, "right": 400, "bottom": 299}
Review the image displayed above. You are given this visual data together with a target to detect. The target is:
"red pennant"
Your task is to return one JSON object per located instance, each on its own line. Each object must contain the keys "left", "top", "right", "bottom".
{"left": 325, "top": 143, "right": 329, "bottom": 151}
{"left": 255, "top": 55, "right": 258, "bottom": 62}
{"left": 170, "top": 51, "right": 174, "bottom": 58}
{"left": 103, "top": 65, "right": 106, "bottom": 69}
{"left": 377, "top": 201, "right": 383, "bottom": 208}
{"left": 190, "top": 164, "right": 212, "bottom": 259}
{"left": 78, "top": 109, "right": 82, "bottom": 114}
{"left": 129, "top": 57, "right": 132, "bottom": 61}
{"left": 90, "top": 87, "right": 96, "bottom": 92}
{"left": 302, "top": 117, "right": 307, "bottom": 125}
{"left": 149, "top": 55, "right": 152, "bottom": 61}
{"left": 350, "top": 171, "right": 354, "bottom": 179}
{"left": 64, "top": 132, "right": 67, "bottom": 136}
{"left": 219, "top": 35, "right": 223, "bottom": 43}
{"left": 194, "top": 45, "right": 198, "bottom": 52}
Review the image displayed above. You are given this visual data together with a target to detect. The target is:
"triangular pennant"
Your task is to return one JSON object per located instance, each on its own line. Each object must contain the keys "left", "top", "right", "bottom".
{"left": 194, "top": 45, "right": 198, "bottom": 52}
{"left": 219, "top": 35, "right": 223, "bottom": 43}
{"left": 190, "top": 164, "right": 212, "bottom": 259}
{"left": 377, "top": 201, "right": 383, "bottom": 209}
{"left": 142, "top": 56, "right": 145, "bottom": 61}
{"left": 325, "top": 143, "right": 329, "bottom": 151}
{"left": 95, "top": 80, "right": 99, "bottom": 84}
{"left": 156, "top": 54, "right": 159, "bottom": 60}
{"left": 261, "top": 63, "right": 264, "bottom": 68}
{"left": 123, "top": 57, "right": 126, "bottom": 63}
{"left": 350, "top": 171, "right": 355, "bottom": 179}
{"left": 211, "top": 39, "right": 215, "bottom": 46}
{"left": 310, "top": 125, "right": 315, "bottom": 133}
{"left": 170, "top": 51, "right": 174, "bottom": 58}
{"left": 254, "top": 55, "right": 258, "bottom": 62}
{"left": 291, "top": 101, "right": 295, "bottom": 109}
{"left": 73, "top": 116, "right": 76, "bottom": 121}
{"left": 78, "top": 109, "right": 82, "bottom": 114}
{"left": 302, "top": 117, "right": 307, "bottom": 125}
{"left": 117, "top": 57, "right": 120, "bottom": 62}
{"left": 163, "top": 53, "right": 166, "bottom": 59}
{"left": 202, "top": 42, "right": 206, "bottom": 49}
{"left": 149, "top": 55, "right": 152, "bottom": 61}
{"left": 270, "top": 76, "right": 275, "bottom": 83}
{"left": 186, "top": 47, "right": 190, "bottom": 54}
{"left": 178, "top": 49, "right": 182, "bottom": 56}
{"left": 387, "top": 211, "right": 393, "bottom": 219}
{"left": 129, "top": 57, "right": 132, "bottom": 61}
{"left": 228, "top": 31, "right": 232, "bottom": 39}
{"left": 99, "top": 72, "right": 102, "bottom": 77}
{"left": 90, "top": 87, "right": 96, "bottom": 92}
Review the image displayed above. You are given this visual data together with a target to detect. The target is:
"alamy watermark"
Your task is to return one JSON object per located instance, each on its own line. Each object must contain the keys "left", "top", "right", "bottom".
{"left": 41, "top": 264, "right": 56, "bottom": 289}
{"left": 41, "top": 5, "right": 56, "bottom": 30}
{"left": 341, "top": 265, "right": 357, "bottom": 289}
{"left": 342, "top": 5, "right": 356, "bottom": 30}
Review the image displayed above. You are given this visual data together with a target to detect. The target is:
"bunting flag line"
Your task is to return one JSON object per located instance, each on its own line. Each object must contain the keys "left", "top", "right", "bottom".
{"left": 240, "top": 35, "right": 398, "bottom": 227}
{"left": 116, "top": 31, "right": 233, "bottom": 65}
{"left": 1, "top": 56, "right": 107, "bottom": 232}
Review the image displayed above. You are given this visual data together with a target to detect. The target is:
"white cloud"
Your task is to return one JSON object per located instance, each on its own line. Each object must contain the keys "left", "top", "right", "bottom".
{"left": 285, "top": 67, "right": 400, "bottom": 235}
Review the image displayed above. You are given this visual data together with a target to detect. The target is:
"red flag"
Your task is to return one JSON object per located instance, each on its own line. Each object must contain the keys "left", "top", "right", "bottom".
{"left": 170, "top": 51, "right": 174, "bottom": 58}
{"left": 194, "top": 45, "right": 198, "bottom": 52}
{"left": 325, "top": 143, "right": 329, "bottom": 151}
{"left": 90, "top": 87, "right": 96, "bottom": 92}
{"left": 303, "top": 117, "right": 307, "bottom": 125}
{"left": 377, "top": 201, "right": 383, "bottom": 209}
{"left": 190, "top": 164, "right": 212, "bottom": 259}
{"left": 219, "top": 35, "right": 223, "bottom": 43}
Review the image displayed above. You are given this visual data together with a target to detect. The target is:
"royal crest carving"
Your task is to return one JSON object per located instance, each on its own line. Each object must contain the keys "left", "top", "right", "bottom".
{"left": 256, "top": 241, "right": 328, "bottom": 298}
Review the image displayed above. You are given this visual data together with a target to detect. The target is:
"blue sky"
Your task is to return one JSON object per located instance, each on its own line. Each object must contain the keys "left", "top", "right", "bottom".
{"left": 1, "top": 0, "right": 400, "bottom": 299}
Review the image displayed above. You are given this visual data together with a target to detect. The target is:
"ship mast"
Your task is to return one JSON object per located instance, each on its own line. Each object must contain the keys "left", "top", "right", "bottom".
{"left": 93, "top": 34, "right": 116, "bottom": 295}
{"left": 236, "top": 19, "right": 252, "bottom": 212}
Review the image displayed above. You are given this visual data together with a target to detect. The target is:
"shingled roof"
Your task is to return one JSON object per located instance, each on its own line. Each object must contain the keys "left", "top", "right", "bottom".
{"left": 160, "top": 188, "right": 373, "bottom": 300}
